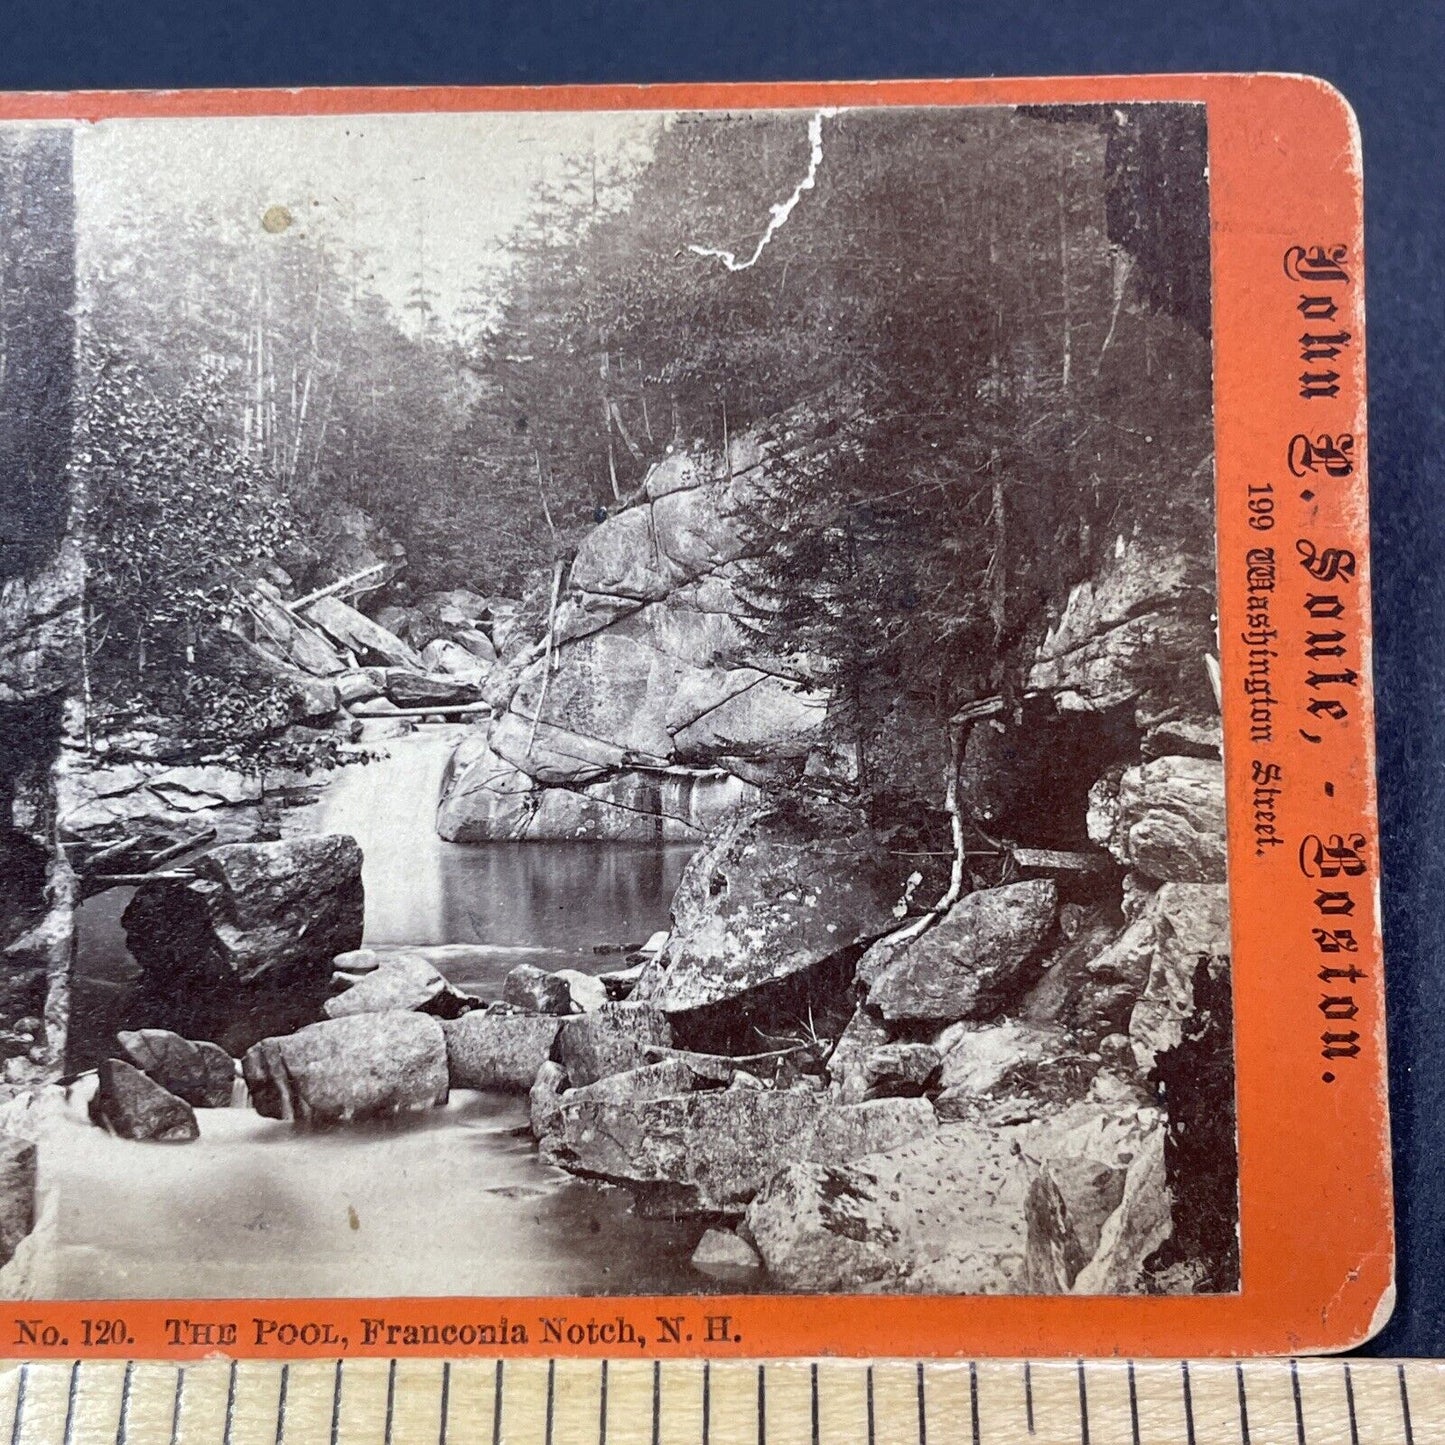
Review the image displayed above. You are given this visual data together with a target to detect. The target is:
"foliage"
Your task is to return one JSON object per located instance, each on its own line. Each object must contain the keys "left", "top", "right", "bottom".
{"left": 476, "top": 104, "right": 1216, "bottom": 810}
{"left": 75, "top": 104, "right": 1214, "bottom": 782}
{"left": 81, "top": 359, "right": 296, "bottom": 672}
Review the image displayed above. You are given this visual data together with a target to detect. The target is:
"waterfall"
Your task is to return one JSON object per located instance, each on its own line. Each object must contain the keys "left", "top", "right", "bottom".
{"left": 660, "top": 770, "right": 759, "bottom": 838}
{"left": 304, "top": 725, "right": 467, "bottom": 944}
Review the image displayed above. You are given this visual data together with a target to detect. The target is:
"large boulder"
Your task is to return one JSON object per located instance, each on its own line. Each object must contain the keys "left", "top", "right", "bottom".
{"left": 443, "top": 1011, "right": 563, "bottom": 1092}
{"left": 503, "top": 964, "right": 572, "bottom": 1015}
{"left": 549, "top": 1089, "right": 936, "bottom": 1216}
{"left": 302, "top": 595, "right": 425, "bottom": 670}
{"left": 420, "top": 638, "right": 489, "bottom": 685}
{"left": 90, "top": 1058, "right": 199, "bottom": 1142}
{"left": 747, "top": 1122, "right": 1026, "bottom": 1293}
{"left": 1071, "top": 1128, "right": 1171, "bottom": 1294}
{"left": 482, "top": 439, "right": 821, "bottom": 790}
{"left": 1088, "top": 756, "right": 1226, "bottom": 883}
{"left": 556, "top": 1003, "right": 672, "bottom": 1086}
{"left": 747, "top": 1100, "right": 1159, "bottom": 1293}
{"left": 382, "top": 669, "right": 482, "bottom": 709}
{"left": 639, "top": 800, "right": 902, "bottom": 1016}
{"left": 248, "top": 581, "right": 347, "bottom": 676}
{"left": 116, "top": 1029, "right": 235, "bottom": 1107}
{"left": 862, "top": 881, "right": 1058, "bottom": 1023}
{"left": 122, "top": 834, "right": 364, "bottom": 989}
{"left": 243, "top": 1013, "right": 449, "bottom": 1124}
{"left": 1129, "top": 883, "right": 1231, "bottom": 1069}
{"left": 935, "top": 1019, "right": 1076, "bottom": 1097}
{"left": 324, "top": 950, "right": 477, "bottom": 1021}
{"left": 1026, "top": 537, "right": 1216, "bottom": 722}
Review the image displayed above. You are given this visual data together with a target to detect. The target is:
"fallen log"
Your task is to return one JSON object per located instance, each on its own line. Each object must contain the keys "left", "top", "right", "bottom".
{"left": 289, "top": 561, "right": 391, "bottom": 612}
{"left": 1009, "top": 847, "right": 1110, "bottom": 874}
{"left": 350, "top": 702, "right": 491, "bottom": 719}
{"left": 145, "top": 829, "right": 216, "bottom": 868}
{"left": 89, "top": 870, "right": 197, "bottom": 886}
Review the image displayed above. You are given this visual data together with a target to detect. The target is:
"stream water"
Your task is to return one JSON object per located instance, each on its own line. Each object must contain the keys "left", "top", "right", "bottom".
{"left": 52, "top": 727, "right": 724, "bottom": 1300}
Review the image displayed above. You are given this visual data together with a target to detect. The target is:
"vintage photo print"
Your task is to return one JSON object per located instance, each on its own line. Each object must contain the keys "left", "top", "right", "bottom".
{"left": 0, "top": 94, "right": 1251, "bottom": 1313}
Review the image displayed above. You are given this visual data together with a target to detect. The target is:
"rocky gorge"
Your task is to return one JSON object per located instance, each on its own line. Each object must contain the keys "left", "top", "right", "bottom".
{"left": 0, "top": 423, "right": 1239, "bottom": 1299}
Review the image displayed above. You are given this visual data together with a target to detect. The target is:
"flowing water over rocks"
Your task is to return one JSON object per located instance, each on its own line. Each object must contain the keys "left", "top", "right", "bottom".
{"left": 53, "top": 727, "right": 721, "bottom": 1298}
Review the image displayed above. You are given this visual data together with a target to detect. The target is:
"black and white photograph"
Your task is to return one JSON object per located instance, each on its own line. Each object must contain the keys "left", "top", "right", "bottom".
{"left": 0, "top": 101, "right": 1237, "bottom": 1300}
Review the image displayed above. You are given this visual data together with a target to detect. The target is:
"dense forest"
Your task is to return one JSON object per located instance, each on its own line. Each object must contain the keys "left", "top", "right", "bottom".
{"left": 78, "top": 104, "right": 1211, "bottom": 777}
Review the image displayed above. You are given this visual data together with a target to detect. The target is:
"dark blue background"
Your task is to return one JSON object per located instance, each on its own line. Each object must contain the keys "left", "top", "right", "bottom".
{"left": 0, "top": 0, "right": 1439, "bottom": 1356}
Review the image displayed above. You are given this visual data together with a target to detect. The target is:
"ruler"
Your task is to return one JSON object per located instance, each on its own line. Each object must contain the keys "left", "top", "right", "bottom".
{"left": 0, "top": 1357, "right": 1436, "bottom": 1444}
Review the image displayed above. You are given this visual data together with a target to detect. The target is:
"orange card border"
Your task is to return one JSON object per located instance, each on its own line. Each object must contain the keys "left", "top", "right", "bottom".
{"left": 0, "top": 73, "right": 1389, "bottom": 1359}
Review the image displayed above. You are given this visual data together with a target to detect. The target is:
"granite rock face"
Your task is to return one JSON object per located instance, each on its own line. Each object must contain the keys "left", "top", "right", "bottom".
{"left": 747, "top": 1101, "right": 1165, "bottom": 1294}
{"left": 549, "top": 1089, "right": 936, "bottom": 1217}
{"left": 1089, "top": 756, "right": 1227, "bottom": 883}
{"left": 440, "top": 436, "right": 824, "bottom": 840}
{"left": 1026, "top": 537, "right": 1216, "bottom": 723}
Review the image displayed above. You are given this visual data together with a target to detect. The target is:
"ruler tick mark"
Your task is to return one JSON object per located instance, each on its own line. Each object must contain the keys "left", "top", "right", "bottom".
{"left": 1344, "top": 1364, "right": 1359, "bottom": 1445}
{"left": 917, "top": 1360, "right": 927, "bottom": 1445}
{"left": 63, "top": 1360, "right": 79, "bottom": 1445}
{"left": 700, "top": 1361, "right": 708, "bottom": 1445}
{"left": 651, "top": 1360, "right": 659, "bottom": 1445}
{"left": 223, "top": 1360, "right": 237, "bottom": 1445}
{"left": 969, "top": 1361, "right": 980, "bottom": 1445}
{"left": 545, "top": 1359, "right": 555, "bottom": 1445}
{"left": 492, "top": 1360, "right": 503, "bottom": 1445}
{"left": 276, "top": 1362, "right": 289, "bottom": 1445}
{"left": 867, "top": 1365, "right": 876, "bottom": 1445}
{"left": 1024, "top": 1360, "right": 1034, "bottom": 1435}
{"left": 1291, "top": 1358, "right": 1306, "bottom": 1445}
{"left": 1128, "top": 1361, "right": 1140, "bottom": 1445}
{"left": 116, "top": 1360, "right": 133, "bottom": 1445}
{"left": 1236, "top": 1361, "right": 1251, "bottom": 1444}
{"left": 1399, "top": 1364, "right": 1415, "bottom": 1445}
{"left": 438, "top": 1361, "right": 450, "bottom": 1445}
{"left": 9, "top": 1361, "right": 25, "bottom": 1445}
{"left": 329, "top": 1360, "right": 342, "bottom": 1445}
{"left": 1183, "top": 1361, "right": 1197, "bottom": 1445}
{"left": 1078, "top": 1360, "right": 1091, "bottom": 1445}
{"left": 168, "top": 1366, "right": 183, "bottom": 1445}
{"left": 810, "top": 1362, "right": 819, "bottom": 1445}
{"left": 384, "top": 1359, "right": 397, "bottom": 1445}
{"left": 757, "top": 1363, "right": 766, "bottom": 1445}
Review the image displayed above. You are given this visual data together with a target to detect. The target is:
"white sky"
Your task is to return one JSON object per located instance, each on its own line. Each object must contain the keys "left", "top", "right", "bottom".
{"left": 71, "top": 110, "right": 661, "bottom": 331}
